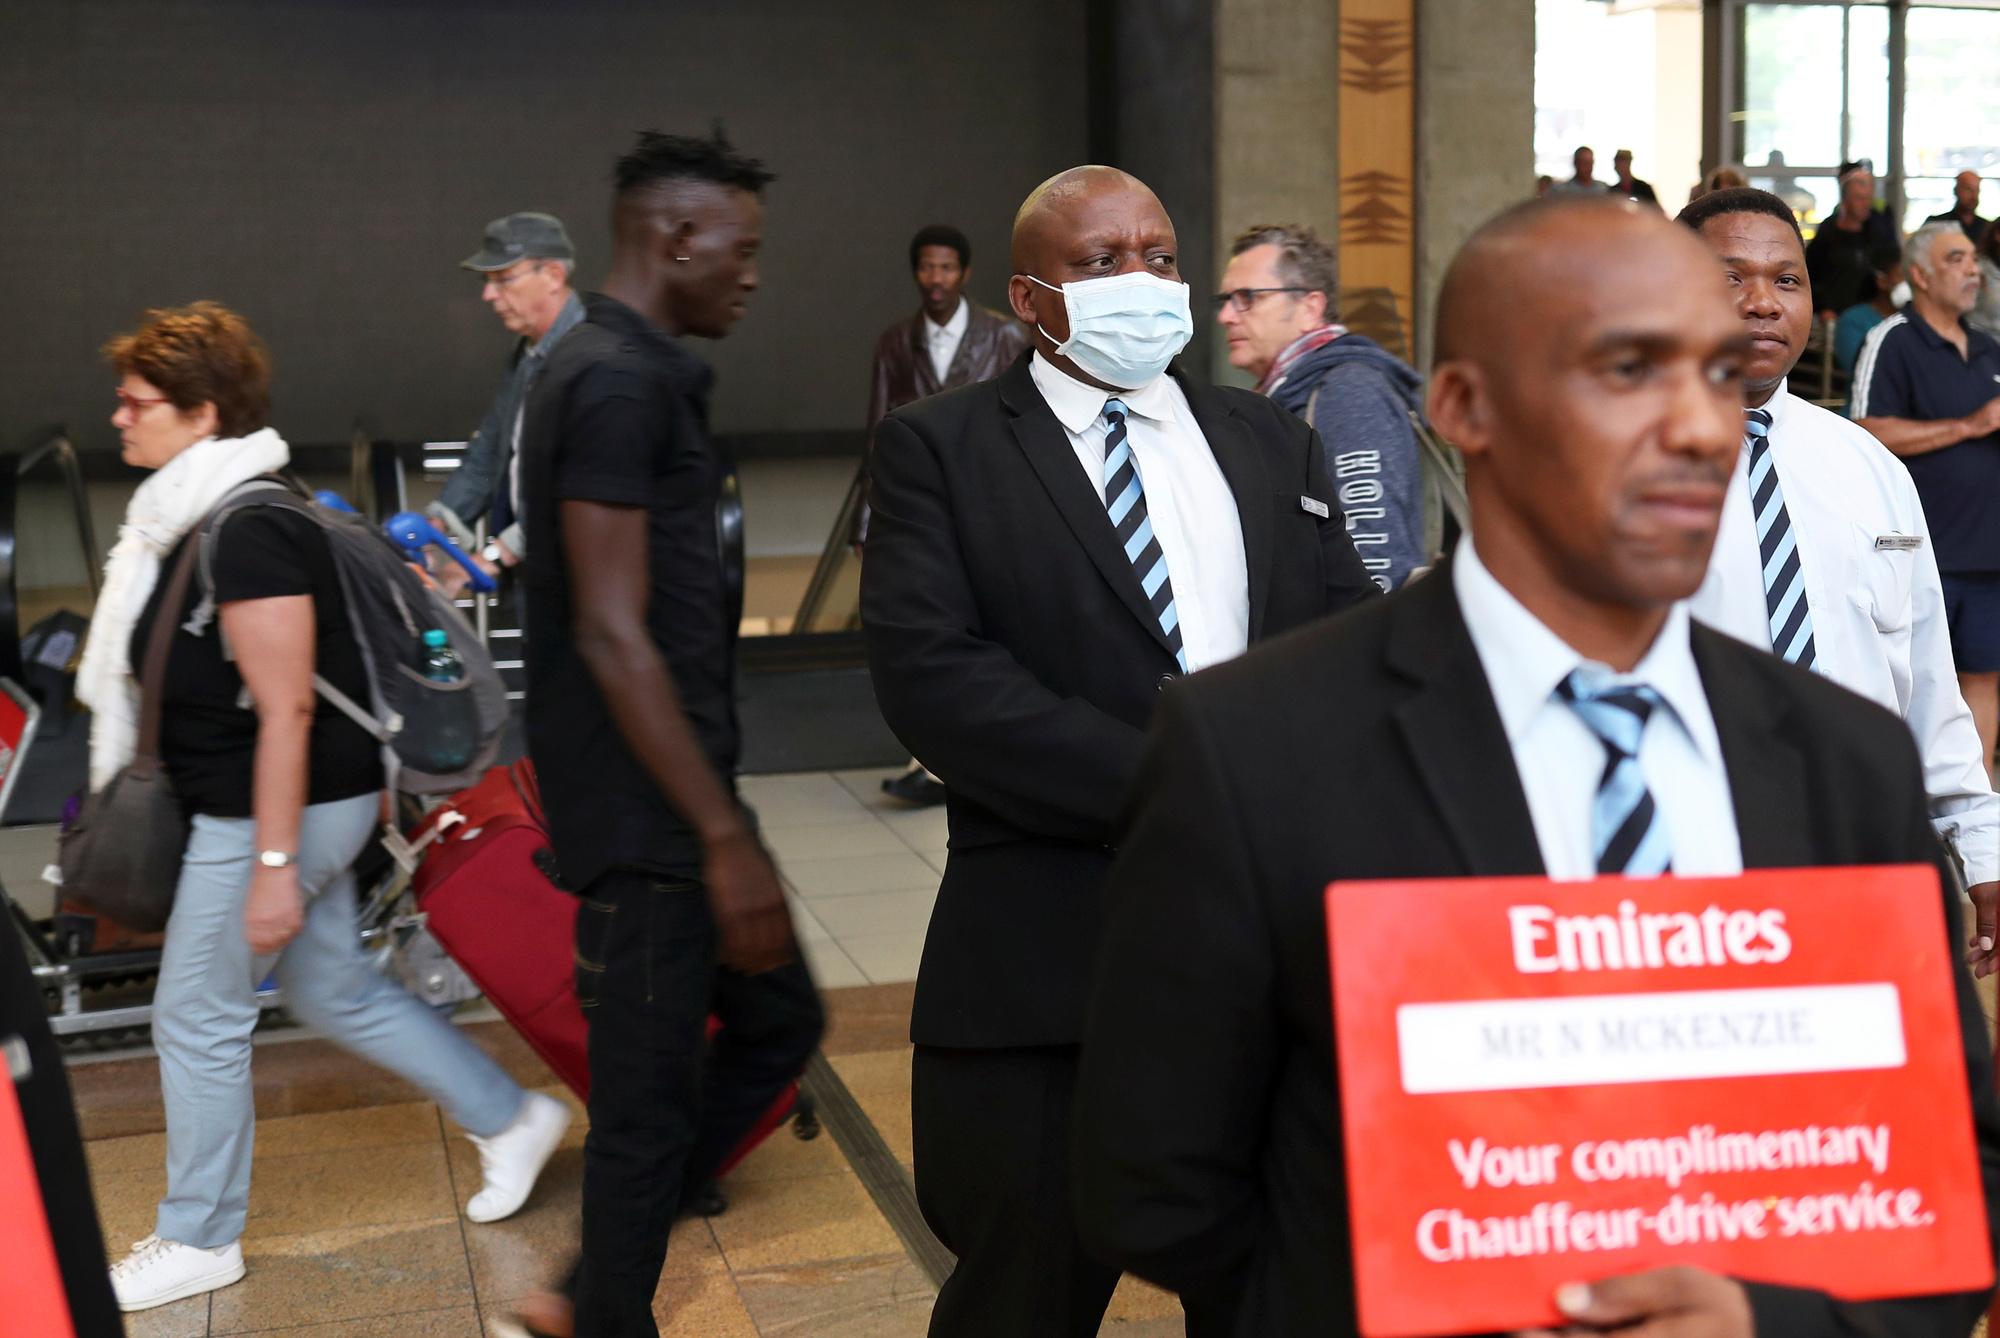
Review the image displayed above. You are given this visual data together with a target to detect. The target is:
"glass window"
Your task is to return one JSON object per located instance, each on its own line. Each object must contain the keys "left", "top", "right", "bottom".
{"left": 1751, "top": 174, "right": 1840, "bottom": 236}
{"left": 1846, "top": 5, "right": 1891, "bottom": 174}
{"left": 1742, "top": 4, "right": 1846, "bottom": 169}
{"left": 1904, "top": 7, "right": 2000, "bottom": 184}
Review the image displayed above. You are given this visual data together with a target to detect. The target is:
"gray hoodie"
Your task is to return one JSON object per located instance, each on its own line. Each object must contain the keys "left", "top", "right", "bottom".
{"left": 1268, "top": 333, "right": 1428, "bottom": 591}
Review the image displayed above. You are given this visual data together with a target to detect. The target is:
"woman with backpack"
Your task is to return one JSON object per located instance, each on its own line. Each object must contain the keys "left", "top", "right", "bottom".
{"left": 78, "top": 302, "right": 569, "bottom": 1312}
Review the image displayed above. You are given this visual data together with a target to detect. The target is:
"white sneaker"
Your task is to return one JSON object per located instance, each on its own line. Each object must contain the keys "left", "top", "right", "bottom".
{"left": 109, "top": 1234, "right": 245, "bottom": 1311}
{"left": 465, "top": 1091, "right": 571, "bottom": 1223}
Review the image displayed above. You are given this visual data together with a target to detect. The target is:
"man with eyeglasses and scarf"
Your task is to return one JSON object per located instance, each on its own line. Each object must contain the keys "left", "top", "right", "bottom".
{"left": 1218, "top": 223, "right": 1432, "bottom": 591}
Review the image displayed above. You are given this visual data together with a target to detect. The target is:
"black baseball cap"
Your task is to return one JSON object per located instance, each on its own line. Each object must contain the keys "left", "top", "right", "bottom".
{"left": 460, "top": 212, "right": 576, "bottom": 272}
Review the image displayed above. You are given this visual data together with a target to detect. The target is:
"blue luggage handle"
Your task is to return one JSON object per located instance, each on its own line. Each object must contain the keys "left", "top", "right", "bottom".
{"left": 383, "top": 510, "right": 499, "bottom": 595}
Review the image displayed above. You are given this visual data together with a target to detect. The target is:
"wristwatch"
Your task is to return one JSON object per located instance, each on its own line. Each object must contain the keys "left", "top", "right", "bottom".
{"left": 482, "top": 542, "right": 504, "bottom": 565}
{"left": 257, "top": 850, "right": 297, "bottom": 869}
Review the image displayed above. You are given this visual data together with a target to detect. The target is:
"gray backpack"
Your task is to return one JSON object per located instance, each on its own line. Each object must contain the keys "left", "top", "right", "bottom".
{"left": 187, "top": 479, "right": 507, "bottom": 794}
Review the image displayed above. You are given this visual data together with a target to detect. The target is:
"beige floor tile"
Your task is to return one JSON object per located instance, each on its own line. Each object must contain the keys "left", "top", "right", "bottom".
{"left": 785, "top": 892, "right": 832, "bottom": 943}
{"left": 739, "top": 774, "right": 878, "bottom": 828}
{"left": 232, "top": 1304, "right": 484, "bottom": 1335}
{"left": 252, "top": 1100, "right": 445, "bottom": 1159}
{"left": 824, "top": 1048, "right": 913, "bottom": 1099}
{"left": 242, "top": 1139, "right": 458, "bottom": 1239}
{"left": 836, "top": 930, "right": 929, "bottom": 985}
{"left": 87, "top": 1102, "right": 445, "bottom": 1182}
{"left": 1106, "top": 1273, "right": 1185, "bottom": 1321}
{"left": 762, "top": 821, "right": 910, "bottom": 860}
{"left": 851, "top": 1087, "right": 913, "bottom": 1165}
{"left": 649, "top": 1265, "right": 761, "bottom": 1336}
{"left": 807, "top": 887, "right": 937, "bottom": 939}
{"left": 781, "top": 850, "right": 940, "bottom": 899}
{"left": 735, "top": 1252, "right": 936, "bottom": 1335}
{"left": 208, "top": 1219, "right": 472, "bottom": 1334}
{"left": 92, "top": 1163, "right": 170, "bottom": 1248}
{"left": 123, "top": 1295, "right": 209, "bottom": 1338}
{"left": 706, "top": 1171, "right": 902, "bottom": 1272}
{"left": 1102, "top": 1318, "right": 1191, "bottom": 1334}
{"left": 801, "top": 938, "right": 868, "bottom": 990}
{"left": 875, "top": 805, "right": 949, "bottom": 850}
{"left": 830, "top": 768, "right": 901, "bottom": 804}
{"left": 916, "top": 847, "right": 949, "bottom": 875}
{"left": 721, "top": 1116, "right": 847, "bottom": 1183}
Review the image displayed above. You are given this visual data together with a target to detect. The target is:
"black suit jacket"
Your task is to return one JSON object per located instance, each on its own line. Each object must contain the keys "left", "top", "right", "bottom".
{"left": 1073, "top": 564, "right": 2000, "bottom": 1336}
{"left": 862, "top": 350, "right": 1378, "bottom": 1048}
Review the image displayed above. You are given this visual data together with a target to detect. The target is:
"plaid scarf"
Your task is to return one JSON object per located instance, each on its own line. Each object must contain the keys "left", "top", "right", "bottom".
{"left": 1255, "top": 323, "right": 1349, "bottom": 395}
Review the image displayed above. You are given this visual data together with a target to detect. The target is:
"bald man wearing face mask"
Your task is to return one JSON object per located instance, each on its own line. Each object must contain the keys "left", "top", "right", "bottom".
{"left": 860, "top": 166, "right": 1376, "bottom": 1336}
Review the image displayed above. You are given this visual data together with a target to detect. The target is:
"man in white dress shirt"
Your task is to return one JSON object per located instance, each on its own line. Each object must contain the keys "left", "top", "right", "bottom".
{"left": 1680, "top": 187, "right": 2000, "bottom": 975}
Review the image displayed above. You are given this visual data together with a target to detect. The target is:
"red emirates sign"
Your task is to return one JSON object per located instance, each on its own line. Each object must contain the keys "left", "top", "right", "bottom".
{"left": 1327, "top": 866, "right": 1992, "bottom": 1336}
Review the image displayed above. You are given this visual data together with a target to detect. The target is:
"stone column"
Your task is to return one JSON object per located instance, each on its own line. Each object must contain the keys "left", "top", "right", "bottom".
{"left": 1415, "top": 0, "right": 1535, "bottom": 371}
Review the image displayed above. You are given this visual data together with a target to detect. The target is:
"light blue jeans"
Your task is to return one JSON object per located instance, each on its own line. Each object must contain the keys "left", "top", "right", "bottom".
{"left": 151, "top": 792, "right": 523, "bottom": 1248}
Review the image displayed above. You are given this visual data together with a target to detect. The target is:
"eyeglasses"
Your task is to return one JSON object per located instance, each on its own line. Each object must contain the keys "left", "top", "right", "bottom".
{"left": 483, "top": 263, "right": 545, "bottom": 289}
{"left": 113, "top": 390, "right": 171, "bottom": 415}
{"left": 1212, "top": 286, "right": 1310, "bottom": 313}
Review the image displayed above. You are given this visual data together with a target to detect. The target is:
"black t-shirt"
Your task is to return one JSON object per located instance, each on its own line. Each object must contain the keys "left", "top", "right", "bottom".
{"left": 1805, "top": 210, "right": 1901, "bottom": 313}
{"left": 130, "top": 503, "right": 382, "bottom": 818}
{"left": 519, "top": 294, "right": 739, "bottom": 889}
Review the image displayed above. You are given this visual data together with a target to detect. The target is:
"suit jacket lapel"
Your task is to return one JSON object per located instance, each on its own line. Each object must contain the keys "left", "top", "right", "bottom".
{"left": 1385, "top": 569, "right": 1547, "bottom": 876}
{"left": 1692, "top": 628, "right": 1814, "bottom": 869}
{"left": 1176, "top": 369, "right": 1275, "bottom": 639}
{"left": 1000, "top": 356, "right": 1177, "bottom": 660}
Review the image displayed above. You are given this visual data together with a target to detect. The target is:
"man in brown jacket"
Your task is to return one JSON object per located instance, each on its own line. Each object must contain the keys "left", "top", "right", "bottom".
{"left": 866, "top": 224, "right": 1030, "bottom": 448}
{"left": 864, "top": 223, "right": 1028, "bottom": 804}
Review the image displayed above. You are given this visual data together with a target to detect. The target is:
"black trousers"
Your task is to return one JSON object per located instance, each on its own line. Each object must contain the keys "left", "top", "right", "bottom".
{"left": 912, "top": 1044, "right": 1123, "bottom": 1338}
{"left": 571, "top": 870, "right": 823, "bottom": 1338}
{"left": 0, "top": 918, "right": 122, "bottom": 1337}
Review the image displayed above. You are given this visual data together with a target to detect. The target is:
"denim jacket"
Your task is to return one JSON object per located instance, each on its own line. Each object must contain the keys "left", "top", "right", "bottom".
{"left": 435, "top": 291, "right": 586, "bottom": 554}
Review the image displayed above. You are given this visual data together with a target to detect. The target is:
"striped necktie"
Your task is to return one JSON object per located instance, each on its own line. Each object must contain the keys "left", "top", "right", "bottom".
{"left": 1101, "top": 398, "right": 1189, "bottom": 673}
{"left": 1745, "top": 408, "right": 1817, "bottom": 670}
{"left": 1556, "top": 669, "right": 1672, "bottom": 877}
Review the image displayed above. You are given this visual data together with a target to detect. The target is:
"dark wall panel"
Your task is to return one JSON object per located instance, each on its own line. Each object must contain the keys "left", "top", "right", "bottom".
{"left": 0, "top": 0, "right": 1087, "bottom": 452}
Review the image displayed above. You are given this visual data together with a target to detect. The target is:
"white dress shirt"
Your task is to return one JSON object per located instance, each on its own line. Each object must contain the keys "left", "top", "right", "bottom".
{"left": 1455, "top": 538, "right": 1744, "bottom": 881}
{"left": 1027, "top": 352, "right": 1250, "bottom": 672}
{"left": 926, "top": 298, "right": 970, "bottom": 385}
{"left": 1689, "top": 380, "right": 2000, "bottom": 884}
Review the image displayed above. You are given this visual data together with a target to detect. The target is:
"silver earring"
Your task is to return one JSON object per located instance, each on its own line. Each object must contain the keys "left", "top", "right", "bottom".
{"left": 674, "top": 255, "right": 691, "bottom": 263}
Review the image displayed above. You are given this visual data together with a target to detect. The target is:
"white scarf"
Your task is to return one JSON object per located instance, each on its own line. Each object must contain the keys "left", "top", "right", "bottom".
{"left": 77, "top": 428, "right": 291, "bottom": 789}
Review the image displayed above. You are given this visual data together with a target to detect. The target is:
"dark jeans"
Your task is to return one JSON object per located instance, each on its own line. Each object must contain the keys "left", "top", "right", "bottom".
{"left": 571, "top": 869, "right": 823, "bottom": 1338}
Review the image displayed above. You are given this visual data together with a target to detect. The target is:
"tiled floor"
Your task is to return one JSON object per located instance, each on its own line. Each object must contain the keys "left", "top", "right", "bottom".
{"left": 71, "top": 985, "right": 1183, "bottom": 1336}
{"left": 742, "top": 770, "right": 950, "bottom": 991}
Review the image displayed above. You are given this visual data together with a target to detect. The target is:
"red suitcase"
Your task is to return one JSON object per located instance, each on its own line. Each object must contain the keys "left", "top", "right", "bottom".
{"left": 409, "top": 760, "right": 815, "bottom": 1182}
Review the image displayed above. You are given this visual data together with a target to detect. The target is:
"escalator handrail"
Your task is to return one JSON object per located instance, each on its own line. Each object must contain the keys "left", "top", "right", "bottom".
{"left": 793, "top": 458, "right": 869, "bottom": 632}
{"left": 16, "top": 431, "right": 100, "bottom": 600}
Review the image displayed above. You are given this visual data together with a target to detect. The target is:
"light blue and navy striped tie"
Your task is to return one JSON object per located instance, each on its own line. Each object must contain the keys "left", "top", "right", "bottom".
{"left": 1557, "top": 669, "right": 1672, "bottom": 876}
{"left": 1745, "top": 408, "right": 1817, "bottom": 670}
{"left": 1101, "top": 398, "right": 1188, "bottom": 673}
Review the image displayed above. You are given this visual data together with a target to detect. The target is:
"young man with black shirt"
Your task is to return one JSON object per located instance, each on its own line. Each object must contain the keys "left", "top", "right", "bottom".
{"left": 513, "top": 130, "right": 822, "bottom": 1338}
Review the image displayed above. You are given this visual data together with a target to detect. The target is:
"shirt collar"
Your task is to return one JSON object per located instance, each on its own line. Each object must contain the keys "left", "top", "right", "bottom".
{"left": 1028, "top": 351, "right": 1177, "bottom": 434}
{"left": 1452, "top": 537, "right": 1722, "bottom": 766}
{"left": 926, "top": 298, "right": 969, "bottom": 341}
{"left": 527, "top": 291, "right": 586, "bottom": 361}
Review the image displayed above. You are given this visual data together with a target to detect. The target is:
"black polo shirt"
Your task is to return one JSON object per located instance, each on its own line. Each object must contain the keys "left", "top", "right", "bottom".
{"left": 1926, "top": 209, "right": 1993, "bottom": 244}
{"left": 518, "top": 293, "right": 738, "bottom": 889}
{"left": 1852, "top": 305, "right": 2000, "bottom": 572}
{"left": 1804, "top": 210, "right": 1901, "bottom": 313}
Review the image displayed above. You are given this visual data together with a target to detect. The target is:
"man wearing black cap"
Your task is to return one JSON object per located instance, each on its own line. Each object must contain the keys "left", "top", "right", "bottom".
{"left": 429, "top": 212, "right": 585, "bottom": 580}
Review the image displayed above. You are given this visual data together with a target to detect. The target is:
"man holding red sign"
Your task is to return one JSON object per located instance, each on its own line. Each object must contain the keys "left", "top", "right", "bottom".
{"left": 1072, "top": 196, "right": 2000, "bottom": 1336}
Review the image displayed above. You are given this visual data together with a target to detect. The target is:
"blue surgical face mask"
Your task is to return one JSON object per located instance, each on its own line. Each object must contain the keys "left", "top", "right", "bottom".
{"left": 1024, "top": 271, "right": 1193, "bottom": 388}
